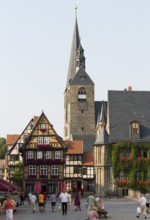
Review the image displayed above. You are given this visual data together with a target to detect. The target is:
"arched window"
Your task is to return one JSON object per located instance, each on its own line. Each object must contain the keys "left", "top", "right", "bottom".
{"left": 78, "top": 87, "right": 86, "bottom": 102}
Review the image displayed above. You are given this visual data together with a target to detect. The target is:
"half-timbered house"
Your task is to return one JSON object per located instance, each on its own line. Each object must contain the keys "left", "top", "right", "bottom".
{"left": 19, "top": 112, "right": 67, "bottom": 193}
{"left": 64, "top": 140, "right": 94, "bottom": 192}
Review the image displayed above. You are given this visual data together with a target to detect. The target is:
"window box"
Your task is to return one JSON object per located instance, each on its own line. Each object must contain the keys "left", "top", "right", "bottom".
{"left": 119, "top": 157, "right": 125, "bottom": 161}
{"left": 37, "top": 144, "right": 50, "bottom": 149}
{"left": 36, "top": 159, "right": 44, "bottom": 164}
{"left": 40, "top": 128, "right": 46, "bottom": 132}
{"left": 26, "top": 159, "right": 35, "bottom": 163}
{"left": 118, "top": 180, "right": 131, "bottom": 186}
{"left": 39, "top": 175, "right": 48, "bottom": 178}
{"left": 45, "top": 159, "right": 62, "bottom": 164}
{"left": 51, "top": 175, "right": 58, "bottom": 179}
{"left": 137, "top": 157, "right": 142, "bottom": 161}
{"left": 28, "top": 175, "right": 36, "bottom": 179}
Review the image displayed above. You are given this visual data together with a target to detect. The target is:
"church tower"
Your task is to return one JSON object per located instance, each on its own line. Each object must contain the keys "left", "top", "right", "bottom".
{"left": 64, "top": 11, "right": 95, "bottom": 151}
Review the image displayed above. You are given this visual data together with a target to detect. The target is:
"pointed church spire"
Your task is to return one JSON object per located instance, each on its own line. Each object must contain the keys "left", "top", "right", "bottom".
{"left": 96, "top": 102, "right": 106, "bottom": 129}
{"left": 66, "top": 5, "right": 86, "bottom": 89}
{"left": 95, "top": 102, "right": 108, "bottom": 145}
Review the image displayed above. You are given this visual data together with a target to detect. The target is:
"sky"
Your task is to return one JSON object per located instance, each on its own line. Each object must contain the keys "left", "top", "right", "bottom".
{"left": 0, "top": 0, "right": 150, "bottom": 138}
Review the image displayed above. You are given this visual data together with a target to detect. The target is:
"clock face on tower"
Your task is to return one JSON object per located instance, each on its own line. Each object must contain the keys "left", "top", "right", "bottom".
{"left": 78, "top": 101, "right": 88, "bottom": 111}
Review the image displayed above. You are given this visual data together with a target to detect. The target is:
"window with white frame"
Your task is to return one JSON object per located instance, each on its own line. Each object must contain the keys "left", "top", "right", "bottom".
{"left": 51, "top": 165, "right": 58, "bottom": 175}
{"left": 40, "top": 165, "right": 47, "bottom": 175}
{"left": 55, "top": 151, "right": 60, "bottom": 159}
{"left": 46, "top": 151, "right": 51, "bottom": 159}
{"left": 38, "top": 137, "right": 43, "bottom": 144}
{"left": 66, "top": 155, "right": 69, "bottom": 161}
{"left": 44, "top": 137, "right": 49, "bottom": 144}
{"left": 41, "top": 123, "right": 46, "bottom": 129}
{"left": 37, "top": 151, "right": 43, "bottom": 159}
{"left": 28, "top": 151, "right": 34, "bottom": 159}
{"left": 29, "top": 165, "right": 36, "bottom": 175}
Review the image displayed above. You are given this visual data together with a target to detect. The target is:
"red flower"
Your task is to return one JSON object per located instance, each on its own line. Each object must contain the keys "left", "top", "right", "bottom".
{"left": 136, "top": 181, "right": 143, "bottom": 185}
{"left": 119, "top": 157, "right": 125, "bottom": 161}
{"left": 137, "top": 157, "right": 142, "bottom": 161}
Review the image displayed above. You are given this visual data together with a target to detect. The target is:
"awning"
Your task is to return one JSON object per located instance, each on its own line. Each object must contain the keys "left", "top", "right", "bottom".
{"left": 0, "top": 178, "right": 20, "bottom": 191}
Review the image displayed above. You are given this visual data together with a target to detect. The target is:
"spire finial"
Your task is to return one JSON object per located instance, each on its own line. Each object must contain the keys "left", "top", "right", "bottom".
{"left": 75, "top": 1, "right": 78, "bottom": 17}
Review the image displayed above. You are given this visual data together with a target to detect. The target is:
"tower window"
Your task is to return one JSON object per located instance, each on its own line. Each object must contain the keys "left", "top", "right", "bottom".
{"left": 78, "top": 87, "right": 86, "bottom": 102}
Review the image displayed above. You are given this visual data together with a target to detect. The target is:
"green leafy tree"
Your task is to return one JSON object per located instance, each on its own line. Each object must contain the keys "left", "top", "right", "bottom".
{"left": 0, "top": 137, "right": 7, "bottom": 159}
{"left": 10, "top": 167, "right": 23, "bottom": 188}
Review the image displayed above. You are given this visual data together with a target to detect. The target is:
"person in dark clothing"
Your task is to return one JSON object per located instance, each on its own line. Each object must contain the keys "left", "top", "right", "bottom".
{"left": 74, "top": 191, "right": 81, "bottom": 211}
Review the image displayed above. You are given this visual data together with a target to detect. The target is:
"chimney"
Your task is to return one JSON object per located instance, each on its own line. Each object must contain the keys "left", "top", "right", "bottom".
{"left": 128, "top": 86, "right": 132, "bottom": 91}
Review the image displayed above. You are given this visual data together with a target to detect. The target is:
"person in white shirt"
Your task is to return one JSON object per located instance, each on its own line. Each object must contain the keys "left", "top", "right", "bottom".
{"left": 137, "top": 194, "right": 147, "bottom": 219}
{"left": 59, "top": 189, "right": 69, "bottom": 215}
{"left": 30, "top": 193, "right": 37, "bottom": 213}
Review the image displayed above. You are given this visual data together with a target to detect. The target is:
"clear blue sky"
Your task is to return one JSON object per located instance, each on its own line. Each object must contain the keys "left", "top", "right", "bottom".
{"left": 0, "top": 0, "right": 150, "bottom": 138}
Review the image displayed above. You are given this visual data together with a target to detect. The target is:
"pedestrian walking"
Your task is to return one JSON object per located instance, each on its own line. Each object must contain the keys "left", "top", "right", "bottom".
{"left": 19, "top": 192, "right": 25, "bottom": 205}
{"left": 38, "top": 192, "right": 44, "bottom": 212}
{"left": 30, "top": 193, "right": 37, "bottom": 213}
{"left": 59, "top": 189, "right": 69, "bottom": 215}
{"left": 1, "top": 194, "right": 16, "bottom": 220}
{"left": 74, "top": 191, "right": 81, "bottom": 211}
{"left": 50, "top": 192, "right": 57, "bottom": 212}
{"left": 87, "top": 192, "right": 96, "bottom": 213}
{"left": 137, "top": 194, "right": 147, "bottom": 219}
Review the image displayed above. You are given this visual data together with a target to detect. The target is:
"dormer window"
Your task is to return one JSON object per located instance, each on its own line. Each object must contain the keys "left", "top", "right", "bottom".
{"left": 78, "top": 87, "right": 86, "bottom": 102}
{"left": 130, "top": 121, "right": 140, "bottom": 139}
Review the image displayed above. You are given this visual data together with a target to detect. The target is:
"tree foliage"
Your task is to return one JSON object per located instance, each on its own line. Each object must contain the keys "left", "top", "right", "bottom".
{"left": 0, "top": 138, "right": 7, "bottom": 159}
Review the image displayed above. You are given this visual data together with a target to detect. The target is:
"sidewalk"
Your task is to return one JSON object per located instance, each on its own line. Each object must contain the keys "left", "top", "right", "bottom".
{"left": 0, "top": 197, "right": 148, "bottom": 220}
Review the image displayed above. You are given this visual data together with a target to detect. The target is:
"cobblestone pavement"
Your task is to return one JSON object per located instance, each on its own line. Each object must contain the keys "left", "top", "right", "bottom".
{"left": 1, "top": 197, "right": 149, "bottom": 220}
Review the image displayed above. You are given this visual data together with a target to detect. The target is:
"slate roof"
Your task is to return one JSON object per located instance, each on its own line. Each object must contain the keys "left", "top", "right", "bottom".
{"left": 94, "top": 127, "right": 109, "bottom": 146}
{"left": 70, "top": 66, "right": 94, "bottom": 86}
{"left": 108, "top": 90, "right": 150, "bottom": 142}
{"left": 66, "top": 17, "right": 80, "bottom": 89}
{"left": 72, "top": 134, "right": 95, "bottom": 152}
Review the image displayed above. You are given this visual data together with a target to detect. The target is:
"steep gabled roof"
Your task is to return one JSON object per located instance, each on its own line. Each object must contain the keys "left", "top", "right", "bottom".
{"left": 108, "top": 90, "right": 150, "bottom": 142}
{"left": 6, "top": 135, "right": 20, "bottom": 145}
{"left": 20, "top": 111, "right": 67, "bottom": 151}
